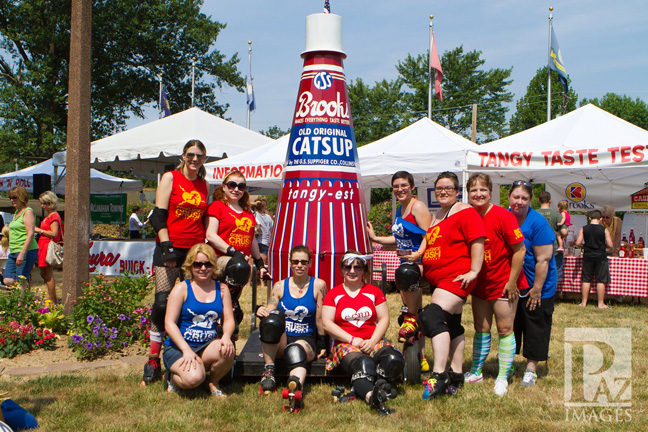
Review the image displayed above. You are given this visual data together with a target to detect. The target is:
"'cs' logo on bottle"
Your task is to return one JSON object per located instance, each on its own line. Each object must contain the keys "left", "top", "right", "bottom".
{"left": 313, "top": 71, "right": 333, "bottom": 90}
{"left": 565, "top": 183, "right": 586, "bottom": 202}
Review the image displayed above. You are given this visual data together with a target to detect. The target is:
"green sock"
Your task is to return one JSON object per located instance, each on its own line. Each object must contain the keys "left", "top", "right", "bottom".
{"left": 497, "top": 333, "right": 516, "bottom": 380}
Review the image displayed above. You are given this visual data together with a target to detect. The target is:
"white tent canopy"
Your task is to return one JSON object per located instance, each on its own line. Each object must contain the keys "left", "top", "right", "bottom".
{"left": 358, "top": 117, "right": 479, "bottom": 188}
{"left": 52, "top": 107, "right": 272, "bottom": 176}
{"left": 466, "top": 104, "right": 648, "bottom": 211}
{"left": 0, "top": 159, "right": 142, "bottom": 195}
{"left": 204, "top": 135, "right": 289, "bottom": 194}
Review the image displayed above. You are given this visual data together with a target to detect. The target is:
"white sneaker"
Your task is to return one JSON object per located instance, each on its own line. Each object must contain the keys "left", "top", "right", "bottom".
{"left": 493, "top": 378, "right": 508, "bottom": 396}
{"left": 520, "top": 370, "right": 537, "bottom": 387}
{"left": 463, "top": 371, "right": 483, "bottom": 384}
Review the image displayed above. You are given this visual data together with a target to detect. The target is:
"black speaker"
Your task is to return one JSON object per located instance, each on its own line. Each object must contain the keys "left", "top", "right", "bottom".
{"left": 32, "top": 174, "right": 51, "bottom": 199}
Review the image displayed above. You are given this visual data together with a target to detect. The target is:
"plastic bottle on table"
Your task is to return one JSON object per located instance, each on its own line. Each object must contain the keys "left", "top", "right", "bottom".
{"left": 618, "top": 240, "right": 627, "bottom": 258}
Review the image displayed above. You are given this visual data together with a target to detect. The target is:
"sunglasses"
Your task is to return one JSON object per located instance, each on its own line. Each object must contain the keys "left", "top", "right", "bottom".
{"left": 225, "top": 181, "right": 247, "bottom": 191}
{"left": 9, "top": 196, "right": 18, "bottom": 200}
{"left": 434, "top": 186, "right": 456, "bottom": 192}
{"left": 392, "top": 184, "right": 410, "bottom": 190}
{"left": 192, "top": 261, "right": 214, "bottom": 270}
{"left": 290, "top": 259, "right": 310, "bottom": 266}
{"left": 343, "top": 264, "right": 365, "bottom": 272}
{"left": 511, "top": 180, "right": 532, "bottom": 189}
{"left": 185, "top": 152, "right": 205, "bottom": 160}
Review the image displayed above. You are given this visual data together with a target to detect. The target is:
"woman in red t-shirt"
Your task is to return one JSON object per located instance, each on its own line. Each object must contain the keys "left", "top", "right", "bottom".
{"left": 322, "top": 251, "right": 403, "bottom": 415}
{"left": 141, "top": 139, "right": 209, "bottom": 387}
{"left": 465, "top": 173, "right": 526, "bottom": 397}
{"left": 35, "top": 191, "right": 63, "bottom": 304}
{"left": 418, "top": 172, "right": 486, "bottom": 399}
{"left": 206, "top": 170, "right": 269, "bottom": 335}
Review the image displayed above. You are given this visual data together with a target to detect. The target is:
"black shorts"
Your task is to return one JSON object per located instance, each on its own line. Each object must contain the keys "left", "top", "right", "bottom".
{"left": 286, "top": 335, "right": 316, "bottom": 354}
{"left": 581, "top": 258, "right": 610, "bottom": 284}
{"left": 152, "top": 243, "right": 190, "bottom": 267}
{"left": 514, "top": 296, "right": 555, "bottom": 362}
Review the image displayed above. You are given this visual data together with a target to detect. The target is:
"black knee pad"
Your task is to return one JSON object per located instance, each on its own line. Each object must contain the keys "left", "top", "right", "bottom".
{"left": 259, "top": 310, "right": 285, "bottom": 344}
{"left": 418, "top": 303, "right": 451, "bottom": 338}
{"left": 374, "top": 346, "right": 404, "bottom": 381}
{"left": 151, "top": 291, "right": 170, "bottom": 330}
{"left": 284, "top": 343, "right": 308, "bottom": 370}
{"left": 349, "top": 355, "right": 376, "bottom": 384}
{"left": 448, "top": 313, "right": 465, "bottom": 339}
{"left": 225, "top": 255, "right": 251, "bottom": 288}
{"left": 233, "top": 303, "right": 244, "bottom": 325}
{"left": 395, "top": 263, "right": 421, "bottom": 292}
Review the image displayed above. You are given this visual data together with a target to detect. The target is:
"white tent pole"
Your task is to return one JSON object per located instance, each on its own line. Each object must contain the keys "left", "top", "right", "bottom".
{"left": 547, "top": 7, "right": 553, "bottom": 122}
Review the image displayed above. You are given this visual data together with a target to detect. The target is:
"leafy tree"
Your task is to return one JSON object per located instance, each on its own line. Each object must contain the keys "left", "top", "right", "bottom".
{"left": 580, "top": 93, "right": 648, "bottom": 130}
{"left": 396, "top": 46, "right": 513, "bottom": 141}
{"left": 509, "top": 66, "right": 578, "bottom": 134}
{"left": 260, "top": 125, "right": 290, "bottom": 139}
{"left": 0, "top": 0, "right": 243, "bottom": 165}
{"left": 348, "top": 78, "right": 409, "bottom": 146}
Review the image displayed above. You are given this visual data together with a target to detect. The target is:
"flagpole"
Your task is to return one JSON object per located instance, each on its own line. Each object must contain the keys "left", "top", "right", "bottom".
{"left": 428, "top": 15, "right": 433, "bottom": 120}
{"left": 547, "top": 6, "right": 553, "bottom": 122}
{"left": 191, "top": 57, "right": 195, "bottom": 107}
{"left": 247, "top": 41, "right": 252, "bottom": 129}
{"left": 158, "top": 76, "right": 163, "bottom": 119}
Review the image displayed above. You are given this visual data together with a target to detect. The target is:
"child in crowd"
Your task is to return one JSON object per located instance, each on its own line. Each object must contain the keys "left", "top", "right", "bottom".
{"left": 556, "top": 200, "right": 571, "bottom": 251}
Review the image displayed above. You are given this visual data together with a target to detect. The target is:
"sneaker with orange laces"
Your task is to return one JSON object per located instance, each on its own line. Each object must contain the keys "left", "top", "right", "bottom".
{"left": 398, "top": 313, "right": 418, "bottom": 342}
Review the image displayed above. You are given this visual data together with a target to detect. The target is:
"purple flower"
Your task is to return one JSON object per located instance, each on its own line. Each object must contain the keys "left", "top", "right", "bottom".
{"left": 86, "top": 315, "right": 94, "bottom": 323}
{"left": 72, "top": 334, "right": 83, "bottom": 343}
{"left": 122, "top": 341, "right": 128, "bottom": 347}
{"left": 94, "top": 342, "right": 101, "bottom": 348}
{"left": 105, "top": 341, "right": 113, "bottom": 349}
{"left": 95, "top": 317, "right": 103, "bottom": 324}
{"left": 110, "top": 333, "right": 117, "bottom": 339}
{"left": 119, "top": 314, "right": 127, "bottom": 321}
{"left": 85, "top": 342, "right": 93, "bottom": 350}
{"left": 93, "top": 328, "right": 99, "bottom": 337}
{"left": 140, "top": 316, "right": 147, "bottom": 324}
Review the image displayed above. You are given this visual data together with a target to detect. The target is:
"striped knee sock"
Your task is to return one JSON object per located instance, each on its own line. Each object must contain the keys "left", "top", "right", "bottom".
{"left": 469, "top": 332, "right": 491, "bottom": 376}
{"left": 497, "top": 333, "right": 516, "bottom": 380}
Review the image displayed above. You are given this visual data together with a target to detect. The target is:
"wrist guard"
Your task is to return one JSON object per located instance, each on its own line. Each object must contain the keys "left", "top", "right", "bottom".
{"left": 254, "top": 257, "right": 265, "bottom": 271}
{"left": 317, "top": 334, "right": 327, "bottom": 352}
{"left": 160, "top": 241, "right": 178, "bottom": 263}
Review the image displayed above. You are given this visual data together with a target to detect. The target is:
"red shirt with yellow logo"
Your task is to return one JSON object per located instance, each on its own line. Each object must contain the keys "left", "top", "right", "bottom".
{"left": 422, "top": 207, "right": 486, "bottom": 297}
{"left": 473, "top": 204, "right": 528, "bottom": 300}
{"left": 166, "top": 170, "right": 208, "bottom": 248}
{"left": 208, "top": 200, "right": 257, "bottom": 256}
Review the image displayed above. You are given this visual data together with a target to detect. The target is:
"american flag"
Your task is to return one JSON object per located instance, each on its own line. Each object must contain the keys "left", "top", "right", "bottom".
{"left": 323, "top": 0, "right": 330, "bottom": 13}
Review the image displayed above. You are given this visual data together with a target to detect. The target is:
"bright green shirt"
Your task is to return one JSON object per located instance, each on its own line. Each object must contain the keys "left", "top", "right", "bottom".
{"left": 8, "top": 208, "right": 38, "bottom": 253}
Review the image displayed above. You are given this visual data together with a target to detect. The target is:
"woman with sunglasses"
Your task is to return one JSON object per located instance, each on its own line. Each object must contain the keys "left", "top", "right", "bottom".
{"left": 417, "top": 172, "right": 486, "bottom": 399}
{"left": 600, "top": 205, "right": 622, "bottom": 256}
{"left": 366, "top": 171, "right": 431, "bottom": 368}
{"left": 4, "top": 186, "right": 39, "bottom": 287}
{"left": 35, "top": 191, "right": 63, "bottom": 304}
{"left": 255, "top": 245, "right": 327, "bottom": 407}
{"left": 464, "top": 173, "right": 526, "bottom": 396}
{"left": 322, "top": 251, "right": 403, "bottom": 416}
{"left": 162, "top": 243, "right": 235, "bottom": 396}
{"left": 206, "top": 170, "right": 268, "bottom": 337}
{"left": 142, "top": 139, "right": 209, "bottom": 387}
{"left": 508, "top": 180, "right": 557, "bottom": 388}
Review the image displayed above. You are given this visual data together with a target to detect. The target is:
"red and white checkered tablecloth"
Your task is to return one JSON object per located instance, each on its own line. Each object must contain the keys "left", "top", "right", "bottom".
{"left": 558, "top": 256, "right": 648, "bottom": 297}
{"left": 372, "top": 250, "right": 400, "bottom": 282}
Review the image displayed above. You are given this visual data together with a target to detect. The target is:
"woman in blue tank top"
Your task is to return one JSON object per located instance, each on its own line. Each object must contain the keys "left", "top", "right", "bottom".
{"left": 256, "top": 245, "right": 328, "bottom": 401}
{"left": 162, "top": 243, "right": 235, "bottom": 397}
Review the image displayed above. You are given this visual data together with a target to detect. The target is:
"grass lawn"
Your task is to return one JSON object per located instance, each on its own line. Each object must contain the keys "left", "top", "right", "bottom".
{"left": 4, "top": 276, "right": 647, "bottom": 431}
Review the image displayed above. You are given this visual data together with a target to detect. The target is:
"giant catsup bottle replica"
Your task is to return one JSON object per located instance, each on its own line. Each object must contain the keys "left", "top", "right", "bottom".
{"left": 269, "top": 12, "right": 372, "bottom": 289}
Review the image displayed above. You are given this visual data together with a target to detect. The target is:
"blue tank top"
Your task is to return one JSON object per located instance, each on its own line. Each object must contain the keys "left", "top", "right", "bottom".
{"left": 392, "top": 205, "right": 427, "bottom": 261}
{"left": 164, "top": 280, "right": 223, "bottom": 348}
{"left": 278, "top": 277, "right": 317, "bottom": 337}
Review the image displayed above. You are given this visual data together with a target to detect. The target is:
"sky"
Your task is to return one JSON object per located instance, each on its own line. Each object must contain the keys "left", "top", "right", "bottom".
{"left": 134, "top": 1, "right": 648, "bottom": 134}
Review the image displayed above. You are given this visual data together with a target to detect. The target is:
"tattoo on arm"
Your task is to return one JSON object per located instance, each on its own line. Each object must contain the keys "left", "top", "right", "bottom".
{"left": 269, "top": 297, "right": 278, "bottom": 304}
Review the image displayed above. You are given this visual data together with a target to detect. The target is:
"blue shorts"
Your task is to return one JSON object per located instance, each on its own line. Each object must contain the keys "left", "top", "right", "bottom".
{"left": 4, "top": 249, "right": 39, "bottom": 281}
{"left": 258, "top": 243, "right": 269, "bottom": 255}
{"left": 162, "top": 339, "right": 217, "bottom": 370}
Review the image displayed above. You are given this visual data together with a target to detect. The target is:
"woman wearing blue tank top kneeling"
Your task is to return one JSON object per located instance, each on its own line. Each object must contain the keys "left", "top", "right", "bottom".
{"left": 256, "top": 245, "right": 328, "bottom": 406}
{"left": 163, "top": 243, "right": 236, "bottom": 397}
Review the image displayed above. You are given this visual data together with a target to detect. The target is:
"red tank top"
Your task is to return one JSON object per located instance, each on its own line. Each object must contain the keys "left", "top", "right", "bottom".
{"left": 207, "top": 200, "right": 257, "bottom": 256}
{"left": 165, "top": 170, "right": 208, "bottom": 248}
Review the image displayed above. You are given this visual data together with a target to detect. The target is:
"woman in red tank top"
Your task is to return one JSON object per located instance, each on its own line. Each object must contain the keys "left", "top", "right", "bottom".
{"left": 141, "top": 139, "right": 209, "bottom": 387}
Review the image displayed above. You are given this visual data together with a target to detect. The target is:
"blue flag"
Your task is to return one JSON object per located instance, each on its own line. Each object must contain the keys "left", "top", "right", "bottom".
{"left": 160, "top": 85, "right": 172, "bottom": 117}
{"left": 549, "top": 26, "right": 568, "bottom": 93}
{"left": 246, "top": 71, "right": 256, "bottom": 113}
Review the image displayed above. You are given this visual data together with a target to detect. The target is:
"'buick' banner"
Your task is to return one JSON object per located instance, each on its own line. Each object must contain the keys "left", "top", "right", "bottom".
{"left": 89, "top": 240, "right": 155, "bottom": 276}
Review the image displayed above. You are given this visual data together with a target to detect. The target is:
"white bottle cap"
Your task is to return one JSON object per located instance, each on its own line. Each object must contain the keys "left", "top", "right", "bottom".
{"left": 302, "top": 13, "right": 346, "bottom": 58}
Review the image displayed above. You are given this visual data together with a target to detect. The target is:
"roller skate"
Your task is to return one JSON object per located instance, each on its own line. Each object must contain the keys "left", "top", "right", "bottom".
{"left": 139, "top": 355, "right": 161, "bottom": 387}
{"left": 370, "top": 379, "right": 395, "bottom": 416}
{"left": 259, "top": 365, "right": 276, "bottom": 395}
{"left": 398, "top": 313, "right": 418, "bottom": 343}
{"left": 446, "top": 368, "right": 464, "bottom": 396}
{"left": 422, "top": 371, "right": 449, "bottom": 400}
{"left": 331, "top": 386, "right": 356, "bottom": 403}
{"left": 281, "top": 376, "right": 303, "bottom": 413}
